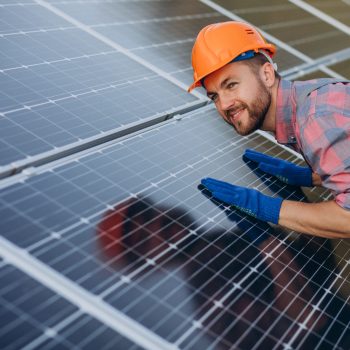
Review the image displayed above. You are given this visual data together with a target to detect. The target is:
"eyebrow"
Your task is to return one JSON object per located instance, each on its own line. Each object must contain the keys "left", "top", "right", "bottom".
{"left": 220, "top": 78, "right": 232, "bottom": 89}
{"left": 206, "top": 77, "right": 233, "bottom": 96}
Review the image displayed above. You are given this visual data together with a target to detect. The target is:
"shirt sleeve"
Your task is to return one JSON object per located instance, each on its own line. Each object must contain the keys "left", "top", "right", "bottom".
{"left": 298, "top": 111, "right": 350, "bottom": 210}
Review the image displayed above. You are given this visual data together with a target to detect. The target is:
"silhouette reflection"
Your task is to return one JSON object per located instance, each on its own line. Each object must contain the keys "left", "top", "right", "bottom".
{"left": 97, "top": 196, "right": 350, "bottom": 350}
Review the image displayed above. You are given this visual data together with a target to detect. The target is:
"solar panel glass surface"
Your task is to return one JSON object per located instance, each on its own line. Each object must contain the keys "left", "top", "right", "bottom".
{"left": 2, "top": 108, "right": 350, "bottom": 349}
{"left": 1, "top": 1, "right": 350, "bottom": 349}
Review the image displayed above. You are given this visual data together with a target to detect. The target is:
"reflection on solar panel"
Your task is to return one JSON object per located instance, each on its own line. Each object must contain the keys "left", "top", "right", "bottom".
{"left": 1, "top": 1, "right": 349, "bottom": 349}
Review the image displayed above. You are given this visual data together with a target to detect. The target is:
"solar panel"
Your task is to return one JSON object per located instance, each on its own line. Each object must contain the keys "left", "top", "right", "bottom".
{"left": 2, "top": 107, "right": 350, "bottom": 349}
{"left": 0, "top": 1, "right": 204, "bottom": 173}
{"left": 1, "top": 1, "right": 350, "bottom": 349}
{"left": 328, "top": 58, "right": 350, "bottom": 78}
{"left": 212, "top": 0, "right": 350, "bottom": 57}
{"left": 0, "top": 263, "right": 144, "bottom": 350}
{"left": 201, "top": 0, "right": 350, "bottom": 78}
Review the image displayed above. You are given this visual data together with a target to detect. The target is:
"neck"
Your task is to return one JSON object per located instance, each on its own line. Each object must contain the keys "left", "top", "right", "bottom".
{"left": 261, "top": 78, "right": 280, "bottom": 133}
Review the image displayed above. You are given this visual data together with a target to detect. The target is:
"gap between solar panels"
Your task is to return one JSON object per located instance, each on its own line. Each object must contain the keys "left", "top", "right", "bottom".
{"left": 0, "top": 104, "right": 216, "bottom": 190}
{"left": 288, "top": 0, "right": 350, "bottom": 35}
{"left": 2, "top": 42, "right": 348, "bottom": 182}
{"left": 283, "top": 47, "right": 350, "bottom": 80}
{"left": 0, "top": 237, "right": 178, "bottom": 350}
{"left": 1, "top": 41, "right": 348, "bottom": 183}
{"left": 0, "top": 100, "right": 208, "bottom": 181}
{"left": 1, "top": 0, "right": 349, "bottom": 182}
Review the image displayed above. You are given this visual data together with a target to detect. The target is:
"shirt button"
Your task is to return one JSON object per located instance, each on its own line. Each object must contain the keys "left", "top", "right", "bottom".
{"left": 289, "top": 136, "right": 296, "bottom": 142}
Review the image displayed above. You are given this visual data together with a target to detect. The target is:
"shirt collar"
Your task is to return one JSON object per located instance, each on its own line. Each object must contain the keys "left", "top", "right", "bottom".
{"left": 275, "top": 79, "right": 297, "bottom": 144}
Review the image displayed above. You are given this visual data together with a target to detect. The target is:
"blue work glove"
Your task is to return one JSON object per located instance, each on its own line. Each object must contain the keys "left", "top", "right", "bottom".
{"left": 201, "top": 178, "right": 283, "bottom": 224}
{"left": 198, "top": 184, "right": 272, "bottom": 245}
{"left": 244, "top": 149, "right": 313, "bottom": 187}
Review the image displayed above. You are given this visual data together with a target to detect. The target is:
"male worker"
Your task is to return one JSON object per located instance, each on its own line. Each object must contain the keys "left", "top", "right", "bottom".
{"left": 188, "top": 21, "right": 350, "bottom": 238}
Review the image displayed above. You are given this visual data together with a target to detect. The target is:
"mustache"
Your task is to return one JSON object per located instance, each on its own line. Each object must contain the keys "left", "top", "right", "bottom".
{"left": 225, "top": 103, "right": 247, "bottom": 118}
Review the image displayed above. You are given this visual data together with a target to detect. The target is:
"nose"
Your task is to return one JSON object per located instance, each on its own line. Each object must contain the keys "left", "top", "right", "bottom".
{"left": 218, "top": 91, "right": 235, "bottom": 112}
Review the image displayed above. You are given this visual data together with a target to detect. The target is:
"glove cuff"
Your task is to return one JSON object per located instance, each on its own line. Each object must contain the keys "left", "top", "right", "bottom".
{"left": 259, "top": 195, "right": 283, "bottom": 224}
{"left": 294, "top": 166, "right": 313, "bottom": 187}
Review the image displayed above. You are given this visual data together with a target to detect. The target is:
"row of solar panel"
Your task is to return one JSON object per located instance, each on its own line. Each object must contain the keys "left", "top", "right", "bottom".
{"left": 2, "top": 106, "right": 350, "bottom": 349}
{"left": 1, "top": 0, "right": 349, "bottom": 172}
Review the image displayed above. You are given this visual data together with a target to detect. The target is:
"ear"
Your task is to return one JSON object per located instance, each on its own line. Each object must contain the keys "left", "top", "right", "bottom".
{"left": 259, "top": 62, "right": 275, "bottom": 88}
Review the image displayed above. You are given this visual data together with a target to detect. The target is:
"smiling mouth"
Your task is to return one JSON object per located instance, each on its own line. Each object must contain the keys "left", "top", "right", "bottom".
{"left": 226, "top": 108, "right": 244, "bottom": 125}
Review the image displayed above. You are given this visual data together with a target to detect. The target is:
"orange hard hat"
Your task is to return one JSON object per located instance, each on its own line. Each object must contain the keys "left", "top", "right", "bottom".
{"left": 188, "top": 21, "right": 276, "bottom": 92}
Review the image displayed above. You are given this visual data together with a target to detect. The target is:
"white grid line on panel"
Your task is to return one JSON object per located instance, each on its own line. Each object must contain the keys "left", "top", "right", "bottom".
{"left": 2, "top": 111, "right": 344, "bottom": 272}
{"left": 46, "top": 0, "right": 172, "bottom": 3}
{"left": 0, "top": 98, "right": 205, "bottom": 188}
{"left": 89, "top": 12, "right": 222, "bottom": 28}
{"left": 0, "top": 0, "right": 170, "bottom": 6}
{"left": 2, "top": 132, "right": 348, "bottom": 348}
{"left": 0, "top": 50, "right": 117, "bottom": 73}
{"left": 333, "top": 317, "right": 350, "bottom": 350}
{"left": 3, "top": 7, "right": 345, "bottom": 80}
{"left": 24, "top": 123, "right": 249, "bottom": 253}
{"left": 202, "top": 224, "right": 342, "bottom": 346}
{"left": 34, "top": 0, "right": 205, "bottom": 100}
{"left": 0, "top": 266, "right": 85, "bottom": 349}
{"left": 232, "top": 4, "right": 295, "bottom": 14}
{"left": 17, "top": 310, "right": 82, "bottom": 350}
{"left": 249, "top": 240, "right": 348, "bottom": 349}
{"left": 11, "top": 130, "right": 348, "bottom": 346}
{"left": 0, "top": 237, "right": 179, "bottom": 350}
{"left": 2, "top": 75, "right": 157, "bottom": 116}
{"left": 288, "top": 30, "right": 346, "bottom": 46}
{"left": 3, "top": 111, "right": 343, "bottom": 268}
{"left": 288, "top": 0, "right": 350, "bottom": 35}
{"left": 18, "top": 134, "right": 264, "bottom": 252}
{"left": 0, "top": 26, "right": 74, "bottom": 37}
{"left": 130, "top": 38, "right": 195, "bottom": 51}
{"left": 8, "top": 138, "right": 295, "bottom": 275}
{"left": 1, "top": 0, "right": 347, "bottom": 174}
{"left": 294, "top": 258, "right": 350, "bottom": 349}
{"left": 283, "top": 48, "right": 350, "bottom": 79}
{"left": 1, "top": 2, "right": 349, "bottom": 349}
{"left": 281, "top": 261, "right": 350, "bottom": 349}
{"left": 102, "top": 212, "right": 311, "bottom": 349}
{"left": 179, "top": 233, "right": 335, "bottom": 349}
{"left": 0, "top": 12, "right": 220, "bottom": 37}
{"left": 239, "top": 245, "right": 346, "bottom": 348}
{"left": 2, "top": 107, "right": 348, "bottom": 344}
{"left": 56, "top": 131, "right": 348, "bottom": 263}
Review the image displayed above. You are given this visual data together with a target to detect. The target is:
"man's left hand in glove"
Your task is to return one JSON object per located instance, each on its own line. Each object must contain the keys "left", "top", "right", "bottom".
{"left": 201, "top": 177, "right": 283, "bottom": 225}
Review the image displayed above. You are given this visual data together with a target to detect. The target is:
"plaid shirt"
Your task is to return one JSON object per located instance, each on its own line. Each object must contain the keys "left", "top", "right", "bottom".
{"left": 275, "top": 78, "right": 350, "bottom": 210}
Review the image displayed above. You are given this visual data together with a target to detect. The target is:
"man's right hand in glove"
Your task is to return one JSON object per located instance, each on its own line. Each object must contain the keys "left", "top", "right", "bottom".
{"left": 244, "top": 149, "right": 314, "bottom": 187}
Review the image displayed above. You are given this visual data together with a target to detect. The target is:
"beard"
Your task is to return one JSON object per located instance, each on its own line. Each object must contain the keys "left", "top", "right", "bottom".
{"left": 231, "top": 79, "right": 271, "bottom": 136}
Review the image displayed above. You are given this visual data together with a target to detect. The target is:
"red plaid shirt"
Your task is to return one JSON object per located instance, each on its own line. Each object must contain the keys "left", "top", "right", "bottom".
{"left": 275, "top": 78, "right": 350, "bottom": 210}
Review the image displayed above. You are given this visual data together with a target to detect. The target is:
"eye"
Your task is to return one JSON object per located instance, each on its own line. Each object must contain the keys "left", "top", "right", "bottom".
{"left": 227, "top": 82, "right": 237, "bottom": 89}
{"left": 208, "top": 93, "right": 218, "bottom": 102}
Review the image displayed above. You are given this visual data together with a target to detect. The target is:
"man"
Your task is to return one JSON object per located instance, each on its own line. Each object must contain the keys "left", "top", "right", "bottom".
{"left": 188, "top": 21, "right": 350, "bottom": 238}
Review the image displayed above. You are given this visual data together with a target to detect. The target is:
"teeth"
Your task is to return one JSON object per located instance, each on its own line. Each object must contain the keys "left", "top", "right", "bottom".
{"left": 228, "top": 109, "right": 244, "bottom": 124}
{"left": 226, "top": 108, "right": 243, "bottom": 124}
{"left": 232, "top": 110, "right": 241, "bottom": 118}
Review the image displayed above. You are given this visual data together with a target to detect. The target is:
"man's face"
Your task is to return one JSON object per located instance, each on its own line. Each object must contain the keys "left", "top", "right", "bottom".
{"left": 204, "top": 61, "right": 271, "bottom": 136}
